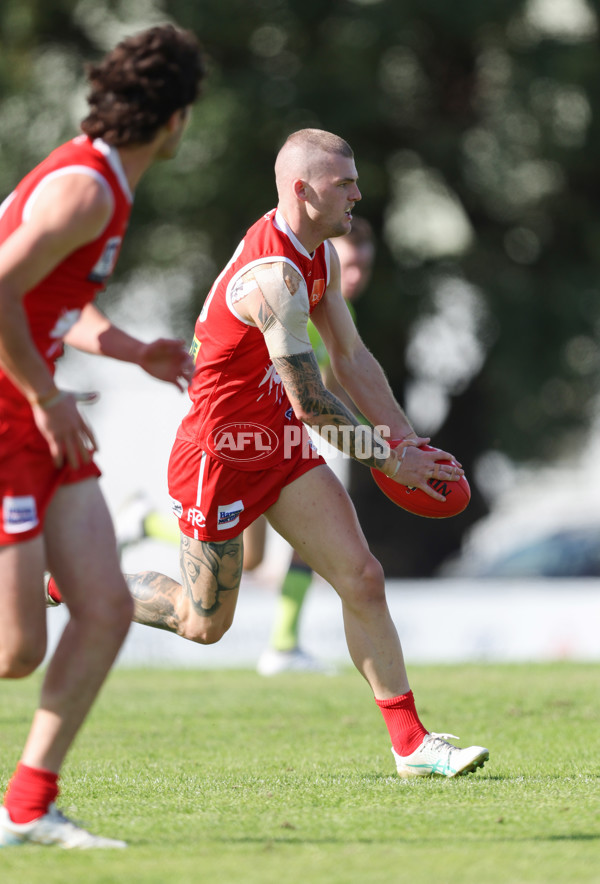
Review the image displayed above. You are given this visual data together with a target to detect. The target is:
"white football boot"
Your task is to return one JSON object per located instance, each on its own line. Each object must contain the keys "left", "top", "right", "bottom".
{"left": 393, "top": 733, "right": 489, "bottom": 778}
{"left": 0, "top": 804, "right": 127, "bottom": 849}
{"left": 257, "top": 647, "right": 336, "bottom": 676}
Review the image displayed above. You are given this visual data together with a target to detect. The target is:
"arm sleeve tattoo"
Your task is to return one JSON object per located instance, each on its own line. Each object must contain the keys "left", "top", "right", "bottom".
{"left": 272, "top": 350, "right": 389, "bottom": 471}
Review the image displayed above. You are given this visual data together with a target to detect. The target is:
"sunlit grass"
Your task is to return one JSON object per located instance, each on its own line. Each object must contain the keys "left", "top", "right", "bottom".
{"left": 1, "top": 664, "right": 598, "bottom": 883}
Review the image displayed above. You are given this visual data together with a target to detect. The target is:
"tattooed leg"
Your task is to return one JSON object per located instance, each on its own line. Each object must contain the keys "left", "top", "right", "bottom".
{"left": 126, "top": 571, "right": 181, "bottom": 633}
{"left": 125, "top": 532, "right": 244, "bottom": 644}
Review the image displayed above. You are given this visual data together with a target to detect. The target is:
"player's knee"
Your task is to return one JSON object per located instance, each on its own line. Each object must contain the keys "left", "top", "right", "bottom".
{"left": 344, "top": 553, "right": 386, "bottom": 607}
{"left": 0, "top": 638, "right": 46, "bottom": 678}
{"left": 103, "top": 591, "right": 135, "bottom": 636}
{"left": 115, "top": 593, "right": 135, "bottom": 633}
{"left": 80, "top": 584, "right": 134, "bottom": 637}
{"left": 362, "top": 555, "right": 386, "bottom": 598}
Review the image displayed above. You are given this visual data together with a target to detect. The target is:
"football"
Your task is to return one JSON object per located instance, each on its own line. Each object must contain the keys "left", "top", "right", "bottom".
{"left": 371, "top": 443, "right": 471, "bottom": 519}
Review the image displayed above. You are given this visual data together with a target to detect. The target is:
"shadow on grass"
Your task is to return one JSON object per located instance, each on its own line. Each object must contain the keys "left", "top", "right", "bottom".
{"left": 204, "top": 831, "right": 600, "bottom": 846}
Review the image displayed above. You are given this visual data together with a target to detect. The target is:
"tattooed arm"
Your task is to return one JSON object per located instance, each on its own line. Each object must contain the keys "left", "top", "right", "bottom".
{"left": 232, "top": 261, "right": 399, "bottom": 475}
{"left": 271, "top": 349, "right": 394, "bottom": 473}
{"left": 235, "top": 259, "right": 458, "bottom": 493}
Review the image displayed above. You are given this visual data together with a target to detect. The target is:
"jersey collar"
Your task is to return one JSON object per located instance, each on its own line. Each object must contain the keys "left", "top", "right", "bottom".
{"left": 92, "top": 139, "right": 134, "bottom": 203}
{"left": 274, "top": 208, "right": 315, "bottom": 260}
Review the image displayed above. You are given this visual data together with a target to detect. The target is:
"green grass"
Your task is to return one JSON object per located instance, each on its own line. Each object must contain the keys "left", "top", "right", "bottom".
{"left": 1, "top": 664, "right": 599, "bottom": 883}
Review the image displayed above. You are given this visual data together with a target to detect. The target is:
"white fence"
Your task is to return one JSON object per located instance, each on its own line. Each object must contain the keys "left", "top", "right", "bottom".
{"left": 45, "top": 558, "right": 600, "bottom": 668}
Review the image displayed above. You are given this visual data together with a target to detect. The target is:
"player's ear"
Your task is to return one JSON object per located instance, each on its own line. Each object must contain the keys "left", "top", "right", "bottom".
{"left": 166, "top": 106, "right": 189, "bottom": 133}
{"left": 293, "top": 178, "right": 308, "bottom": 201}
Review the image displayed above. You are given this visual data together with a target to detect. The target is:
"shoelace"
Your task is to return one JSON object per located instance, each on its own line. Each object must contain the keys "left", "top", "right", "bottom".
{"left": 424, "top": 732, "right": 460, "bottom": 749}
{"left": 46, "top": 805, "right": 90, "bottom": 835}
{"left": 47, "top": 804, "right": 73, "bottom": 822}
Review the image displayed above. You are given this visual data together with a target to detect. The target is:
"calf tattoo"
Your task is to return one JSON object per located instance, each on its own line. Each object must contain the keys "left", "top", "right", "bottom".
{"left": 126, "top": 570, "right": 179, "bottom": 632}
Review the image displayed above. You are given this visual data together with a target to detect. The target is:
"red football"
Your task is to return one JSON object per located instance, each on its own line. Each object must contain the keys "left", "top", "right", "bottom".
{"left": 371, "top": 443, "right": 471, "bottom": 519}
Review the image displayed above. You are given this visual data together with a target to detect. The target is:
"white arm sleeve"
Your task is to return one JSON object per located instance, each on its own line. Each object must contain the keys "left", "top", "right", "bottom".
{"left": 252, "top": 263, "right": 312, "bottom": 358}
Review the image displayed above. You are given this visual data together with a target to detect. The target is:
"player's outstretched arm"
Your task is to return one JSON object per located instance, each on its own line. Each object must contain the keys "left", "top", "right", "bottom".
{"left": 65, "top": 303, "right": 193, "bottom": 390}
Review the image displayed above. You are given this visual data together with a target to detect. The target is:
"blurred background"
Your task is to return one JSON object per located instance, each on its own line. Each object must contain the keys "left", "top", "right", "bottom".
{"left": 3, "top": 0, "right": 600, "bottom": 661}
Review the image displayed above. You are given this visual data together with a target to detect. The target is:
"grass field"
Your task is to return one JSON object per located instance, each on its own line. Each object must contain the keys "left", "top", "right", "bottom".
{"left": 1, "top": 663, "right": 598, "bottom": 883}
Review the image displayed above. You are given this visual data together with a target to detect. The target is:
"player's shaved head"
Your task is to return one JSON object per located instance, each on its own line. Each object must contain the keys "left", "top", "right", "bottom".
{"left": 275, "top": 128, "right": 353, "bottom": 197}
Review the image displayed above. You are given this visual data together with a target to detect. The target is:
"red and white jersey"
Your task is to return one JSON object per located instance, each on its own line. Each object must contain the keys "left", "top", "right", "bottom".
{"left": 177, "top": 209, "right": 332, "bottom": 471}
{"left": 0, "top": 135, "right": 132, "bottom": 403}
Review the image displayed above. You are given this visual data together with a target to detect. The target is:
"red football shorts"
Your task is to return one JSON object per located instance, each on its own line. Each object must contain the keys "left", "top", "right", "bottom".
{"left": 168, "top": 437, "right": 326, "bottom": 541}
{"left": 0, "top": 419, "right": 101, "bottom": 545}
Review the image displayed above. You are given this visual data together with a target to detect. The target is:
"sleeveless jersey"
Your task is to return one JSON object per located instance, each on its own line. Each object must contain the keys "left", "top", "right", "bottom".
{"left": 177, "top": 208, "right": 331, "bottom": 471}
{"left": 0, "top": 135, "right": 132, "bottom": 405}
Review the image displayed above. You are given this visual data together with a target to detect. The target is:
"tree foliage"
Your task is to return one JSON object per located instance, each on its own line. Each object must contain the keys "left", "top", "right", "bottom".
{"left": 2, "top": 0, "right": 600, "bottom": 573}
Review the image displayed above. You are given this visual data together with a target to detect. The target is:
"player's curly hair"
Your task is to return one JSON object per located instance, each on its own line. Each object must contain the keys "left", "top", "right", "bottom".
{"left": 81, "top": 24, "right": 205, "bottom": 147}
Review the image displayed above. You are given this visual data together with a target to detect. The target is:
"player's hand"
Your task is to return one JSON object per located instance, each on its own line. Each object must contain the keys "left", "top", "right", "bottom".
{"left": 32, "top": 391, "right": 98, "bottom": 469}
{"left": 394, "top": 431, "right": 430, "bottom": 449}
{"left": 138, "top": 338, "right": 194, "bottom": 391}
{"left": 390, "top": 444, "right": 463, "bottom": 502}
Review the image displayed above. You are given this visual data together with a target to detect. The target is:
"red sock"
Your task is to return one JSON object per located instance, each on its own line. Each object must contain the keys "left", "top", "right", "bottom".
{"left": 46, "top": 575, "right": 62, "bottom": 604}
{"left": 375, "top": 690, "right": 428, "bottom": 756}
{"left": 4, "top": 763, "right": 59, "bottom": 823}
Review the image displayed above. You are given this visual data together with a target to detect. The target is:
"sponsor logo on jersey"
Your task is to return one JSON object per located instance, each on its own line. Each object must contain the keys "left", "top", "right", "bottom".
{"left": 2, "top": 495, "right": 38, "bottom": 534}
{"left": 190, "top": 335, "right": 201, "bottom": 364}
{"left": 186, "top": 507, "right": 206, "bottom": 528}
{"left": 309, "top": 278, "right": 326, "bottom": 308}
{"left": 207, "top": 422, "right": 279, "bottom": 463}
{"left": 88, "top": 236, "right": 122, "bottom": 283}
{"left": 217, "top": 500, "right": 244, "bottom": 530}
{"left": 45, "top": 307, "right": 83, "bottom": 359}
